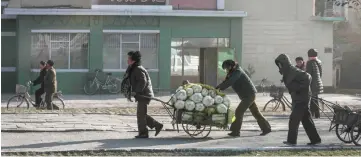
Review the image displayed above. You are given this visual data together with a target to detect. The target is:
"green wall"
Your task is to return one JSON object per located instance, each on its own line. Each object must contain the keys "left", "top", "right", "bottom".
{"left": 1, "top": 19, "right": 17, "bottom": 93}
{"left": 11, "top": 15, "right": 243, "bottom": 94}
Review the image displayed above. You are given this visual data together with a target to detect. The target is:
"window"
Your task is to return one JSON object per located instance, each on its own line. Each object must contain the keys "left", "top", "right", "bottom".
{"left": 103, "top": 32, "right": 159, "bottom": 70}
{"left": 31, "top": 32, "right": 89, "bottom": 70}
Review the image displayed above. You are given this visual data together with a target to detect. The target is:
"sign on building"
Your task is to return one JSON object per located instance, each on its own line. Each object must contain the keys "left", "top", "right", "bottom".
{"left": 96, "top": 0, "right": 166, "bottom": 5}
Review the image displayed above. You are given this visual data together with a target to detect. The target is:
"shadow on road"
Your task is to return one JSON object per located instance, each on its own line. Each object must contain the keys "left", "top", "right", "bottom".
{"left": 2, "top": 137, "right": 213, "bottom": 150}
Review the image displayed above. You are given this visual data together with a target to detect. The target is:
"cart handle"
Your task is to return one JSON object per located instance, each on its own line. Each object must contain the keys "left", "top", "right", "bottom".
{"left": 136, "top": 95, "right": 169, "bottom": 104}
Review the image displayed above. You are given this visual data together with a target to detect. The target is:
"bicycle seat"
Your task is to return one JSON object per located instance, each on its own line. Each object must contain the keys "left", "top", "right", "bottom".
{"left": 106, "top": 73, "right": 112, "bottom": 76}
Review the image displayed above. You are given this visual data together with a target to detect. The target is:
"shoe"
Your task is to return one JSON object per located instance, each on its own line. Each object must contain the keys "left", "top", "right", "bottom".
{"left": 155, "top": 124, "right": 163, "bottom": 137}
{"left": 228, "top": 132, "right": 240, "bottom": 137}
{"left": 260, "top": 130, "right": 271, "bottom": 136}
{"left": 307, "top": 141, "right": 321, "bottom": 145}
{"left": 283, "top": 141, "right": 296, "bottom": 146}
{"left": 47, "top": 105, "right": 60, "bottom": 110}
{"left": 135, "top": 134, "right": 149, "bottom": 138}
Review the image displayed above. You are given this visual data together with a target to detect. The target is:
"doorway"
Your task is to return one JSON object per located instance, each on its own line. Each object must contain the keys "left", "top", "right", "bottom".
{"left": 170, "top": 38, "right": 234, "bottom": 89}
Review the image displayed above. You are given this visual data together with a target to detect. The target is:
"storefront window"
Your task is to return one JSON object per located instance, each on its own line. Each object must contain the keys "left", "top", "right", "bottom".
{"left": 103, "top": 33, "right": 159, "bottom": 70}
{"left": 30, "top": 33, "right": 89, "bottom": 69}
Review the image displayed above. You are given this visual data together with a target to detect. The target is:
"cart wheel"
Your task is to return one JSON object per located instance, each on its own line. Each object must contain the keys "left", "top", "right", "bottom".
{"left": 335, "top": 124, "right": 353, "bottom": 143}
{"left": 182, "top": 121, "right": 212, "bottom": 139}
{"left": 350, "top": 125, "right": 361, "bottom": 146}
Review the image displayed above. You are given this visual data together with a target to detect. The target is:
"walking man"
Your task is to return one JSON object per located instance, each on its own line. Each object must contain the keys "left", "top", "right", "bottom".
{"left": 124, "top": 51, "right": 163, "bottom": 138}
{"left": 275, "top": 54, "right": 321, "bottom": 146}
{"left": 44, "top": 60, "right": 59, "bottom": 110}
{"left": 306, "top": 49, "right": 323, "bottom": 119}
{"left": 216, "top": 60, "right": 271, "bottom": 137}
{"left": 32, "top": 61, "right": 47, "bottom": 108}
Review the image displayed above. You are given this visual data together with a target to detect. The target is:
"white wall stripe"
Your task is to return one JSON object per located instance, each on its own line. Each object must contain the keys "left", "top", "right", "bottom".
{"left": 31, "top": 69, "right": 89, "bottom": 72}
{"left": 1, "top": 67, "right": 16, "bottom": 72}
{"left": 103, "top": 69, "right": 159, "bottom": 72}
{"left": 1, "top": 32, "right": 16, "bottom": 36}
{"left": 31, "top": 30, "right": 90, "bottom": 33}
{"left": 103, "top": 30, "right": 160, "bottom": 33}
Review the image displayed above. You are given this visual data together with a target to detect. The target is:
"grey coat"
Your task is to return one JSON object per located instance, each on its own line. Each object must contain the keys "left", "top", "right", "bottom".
{"left": 306, "top": 59, "right": 323, "bottom": 94}
{"left": 130, "top": 65, "right": 154, "bottom": 102}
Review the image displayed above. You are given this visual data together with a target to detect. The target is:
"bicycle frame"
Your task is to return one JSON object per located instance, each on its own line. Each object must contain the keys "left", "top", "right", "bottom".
{"left": 91, "top": 71, "right": 113, "bottom": 87}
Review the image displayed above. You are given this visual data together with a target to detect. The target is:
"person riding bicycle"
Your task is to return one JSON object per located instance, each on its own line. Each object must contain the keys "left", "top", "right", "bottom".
{"left": 275, "top": 53, "right": 321, "bottom": 146}
{"left": 32, "top": 61, "right": 47, "bottom": 108}
{"left": 44, "top": 60, "right": 59, "bottom": 110}
{"left": 216, "top": 59, "right": 271, "bottom": 137}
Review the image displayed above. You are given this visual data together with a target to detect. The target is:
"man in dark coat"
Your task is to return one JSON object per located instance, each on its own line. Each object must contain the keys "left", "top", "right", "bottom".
{"left": 306, "top": 49, "right": 323, "bottom": 119}
{"left": 216, "top": 60, "right": 271, "bottom": 137}
{"left": 32, "top": 61, "right": 47, "bottom": 108}
{"left": 295, "top": 57, "right": 305, "bottom": 71}
{"left": 127, "top": 51, "right": 163, "bottom": 138}
{"left": 275, "top": 54, "right": 321, "bottom": 145}
{"left": 44, "top": 60, "right": 59, "bottom": 110}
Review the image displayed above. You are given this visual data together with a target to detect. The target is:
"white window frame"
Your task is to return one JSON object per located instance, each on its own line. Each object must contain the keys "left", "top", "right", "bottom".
{"left": 1, "top": 67, "right": 16, "bottom": 72}
{"left": 30, "top": 29, "right": 90, "bottom": 72}
{"left": 103, "top": 30, "right": 160, "bottom": 72}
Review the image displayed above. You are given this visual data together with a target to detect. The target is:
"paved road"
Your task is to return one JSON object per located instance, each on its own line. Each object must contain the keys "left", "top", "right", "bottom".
{"left": 2, "top": 130, "right": 358, "bottom": 152}
{"left": 2, "top": 93, "right": 361, "bottom": 109}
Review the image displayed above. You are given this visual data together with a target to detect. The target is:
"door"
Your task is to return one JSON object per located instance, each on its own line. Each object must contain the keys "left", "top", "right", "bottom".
{"left": 200, "top": 48, "right": 218, "bottom": 87}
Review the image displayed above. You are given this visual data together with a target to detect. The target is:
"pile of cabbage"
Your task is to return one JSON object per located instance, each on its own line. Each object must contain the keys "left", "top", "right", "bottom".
{"left": 170, "top": 83, "right": 233, "bottom": 125}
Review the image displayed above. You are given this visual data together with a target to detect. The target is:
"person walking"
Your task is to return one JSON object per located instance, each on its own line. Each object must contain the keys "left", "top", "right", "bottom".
{"left": 32, "top": 61, "right": 47, "bottom": 108}
{"left": 306, "top": 49, "right": 323, "bottom": 119}
{"left": 275, "top": 54, "right": 321, "bottom": 146}
{"left": 44, "top": 60, "right": 59, "bottom": 110}
{"left": 216, "top": 60, "right": 271, "bottom": 137}
{"left": 123, "top": 51, "right": 163, "bottom": 138}
{"left": 295, "top": 57, "right": 305, "bottom": 71}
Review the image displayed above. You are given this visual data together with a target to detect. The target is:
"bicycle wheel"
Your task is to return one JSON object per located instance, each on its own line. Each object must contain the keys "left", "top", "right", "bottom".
{"left": 7, "top": 95, "right": 29, "bottom": 110}
{"left": 335, "top": 124, "right": 353, "bottom": 143}
{"left": 83, "top": 80, "right": 99, "bottom": 95}
{"left": 263, "top": 99, "right": 282, "bottom": 112}
{"left": 351, "top": 124, "right": 361, "bottom": 146}
{"left": 108, "top": 78, "right": 122, "bottom": 94}
{"left": 52, "top": 96, "right": 65, "bottom": 109}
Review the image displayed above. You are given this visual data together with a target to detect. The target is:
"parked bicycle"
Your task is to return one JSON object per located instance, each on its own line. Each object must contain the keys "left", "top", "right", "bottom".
{"left": 7, "top": 81, "right": 65, "bottom": 110}
{"left": 83, "top": 69, "right": 122, "bottom": 95}
{"left": 257, "top": 78, "right": 272, "bottom": 96}
{"left": 262, "top": 85, "right": 292, "bottom": 112}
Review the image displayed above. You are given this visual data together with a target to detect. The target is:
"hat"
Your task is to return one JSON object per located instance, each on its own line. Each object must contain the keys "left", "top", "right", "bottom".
{"left": 46, "top": 60, "right": 54, "bottom": 66}
{"left": 308, "top": 49, "right": 318, "bottom": 57}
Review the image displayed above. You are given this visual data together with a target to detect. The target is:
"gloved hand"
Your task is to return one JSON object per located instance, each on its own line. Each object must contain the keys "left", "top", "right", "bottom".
{"left": 131, "top": 92, "right": 137, "bottom": 97}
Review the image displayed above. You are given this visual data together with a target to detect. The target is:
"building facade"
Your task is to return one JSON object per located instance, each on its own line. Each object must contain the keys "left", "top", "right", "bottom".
{"left": 225, "top": 0, "right": 345, "bottom": 89}
{"left": 1, "top": 0, "right": 246, "bottom": 94}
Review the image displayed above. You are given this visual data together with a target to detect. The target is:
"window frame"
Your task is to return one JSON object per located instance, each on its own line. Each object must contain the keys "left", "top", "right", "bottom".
{"left": 30, "top": 29, "right": 90, "bottom": 72}
{"left": 102, "top": 30, "right": 160, "bottom": 72}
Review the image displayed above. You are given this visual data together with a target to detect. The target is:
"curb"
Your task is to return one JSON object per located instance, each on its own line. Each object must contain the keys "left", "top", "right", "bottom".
{"left": 2, "top": 146, "right": 361, "bottom": 153}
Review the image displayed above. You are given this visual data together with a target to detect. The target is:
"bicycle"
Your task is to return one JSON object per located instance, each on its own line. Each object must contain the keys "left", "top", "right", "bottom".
{"left": 7, "top": 81, "right": 65, "bottom": 110}
{"left": 262, "top": 85, "right": 292, "bottom": 112}
{"left": 83, "top": 69, "right": 122, "bottom": 95}
{"left": 257, "top": 78, "right": 272, "bottom": 96}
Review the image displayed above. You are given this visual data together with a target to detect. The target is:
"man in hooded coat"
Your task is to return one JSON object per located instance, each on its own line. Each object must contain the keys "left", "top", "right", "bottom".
{"left": 275, "top": 54, "right": 321, "bottom": 145}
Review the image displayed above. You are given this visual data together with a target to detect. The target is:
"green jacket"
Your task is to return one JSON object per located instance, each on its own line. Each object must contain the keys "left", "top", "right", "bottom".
{"left": 216, "top": 65, "right": 257, "bottom": 99}
{"left": 44, "top": 67, "right": 57, "bottom": 93}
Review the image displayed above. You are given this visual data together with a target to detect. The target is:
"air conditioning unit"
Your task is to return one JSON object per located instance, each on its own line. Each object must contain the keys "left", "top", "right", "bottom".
{"left": 8, "top": 0, "right": 92, "bottom": 8}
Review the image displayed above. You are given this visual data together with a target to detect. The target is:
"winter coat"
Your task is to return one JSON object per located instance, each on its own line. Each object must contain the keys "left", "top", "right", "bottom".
{"left": 306, "top": 59, "right": 323, "bottom": 94}
{"left": 32, "top": 68, "right": 47, "bottom": 89}
{"left": 44, "top": 67, "right": 57, "bottom": 93}
{"left": 295, "top": 63, "right": 305, "bottom": 71}
{"left": 275, "top": 54, "right": 311, "bottom": 108}
{"left": 129, "top": 65, "right": 154, "bottom": 102}
{"left": 216, "top": 65, "right": 257, "bottom": 99}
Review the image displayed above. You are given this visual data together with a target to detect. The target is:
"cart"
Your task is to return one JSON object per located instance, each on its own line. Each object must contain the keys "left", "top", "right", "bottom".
{"left": 311, "top": 95, "right": 361, "bottom": 146}
{"left": 138, "top": 94, "right": 230, "bottom": 139}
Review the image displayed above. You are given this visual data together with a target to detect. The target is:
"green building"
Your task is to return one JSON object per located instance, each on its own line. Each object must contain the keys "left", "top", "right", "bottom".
{"left": 1, "top": 2, "right": 246, "bottom": 94}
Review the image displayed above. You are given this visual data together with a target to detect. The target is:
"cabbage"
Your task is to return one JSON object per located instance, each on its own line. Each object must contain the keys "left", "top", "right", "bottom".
{"left": 212, "top": 114, "right": 226, "bottom": 124}
{"left": 182, "top": 112, "right": 193, "bottom": 121}
{"left": 192, "top": 84, "right": 203, "bottom": 93}
{"left": 176, "top": 86, "right": 183, "bottom": 92}
{"left": 202, "top": 96, "right": 215, "bottom": 107}
{"left": 216, "top": 104, "right": 228, "bottom": 114}
{"left": 195, "top": 103, "right": 205, "bottom": 112}
{"left": 201, "top": 88, "right": 209, "bottom": 96}
{"left": 185, "top": 88, "right": 194, "bottom": 97}
{"left": 205, "top": 107, "right": 216, "bottom": 116}
{"left": 190, "top": 93, "right": 203, "bottom": 103}
{"left": 193, "top": 112, "right": 205, "bottom": 122}
{"left": 223, "top": 95, "right": 231, "bottom": 107}
{"left": 214, "top": 95, "right": 224, "bottom": 104}
{"left": 209, "top": 90, "right": 216, "bottom": 98}
{"left": 174, "top": 100, "right": 185, "bottom": 109}
{"left": 185, "top": 100, "right": 196, "bottom": 111}
{"left": 176, "top": 89, "right": 187, "bottom": 100}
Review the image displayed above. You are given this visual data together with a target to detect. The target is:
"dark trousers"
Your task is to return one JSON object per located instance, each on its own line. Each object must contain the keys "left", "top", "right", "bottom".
{"left": 310, "top": 94, "right": 320, "bottom": 118}
{"left": 137, "top": 100, "right": 161, "bottom": 135}
{"left": 45, "top": 92, "right": 54, "bottom": 109}
{"left": 230, "top": 95, "right": 271, "bottom": 133}
{"left": 35, "top": 88, "right": 44, "bottom": 106}
{"left": 287, "top": 103, "right": 321, "bottom": 144}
